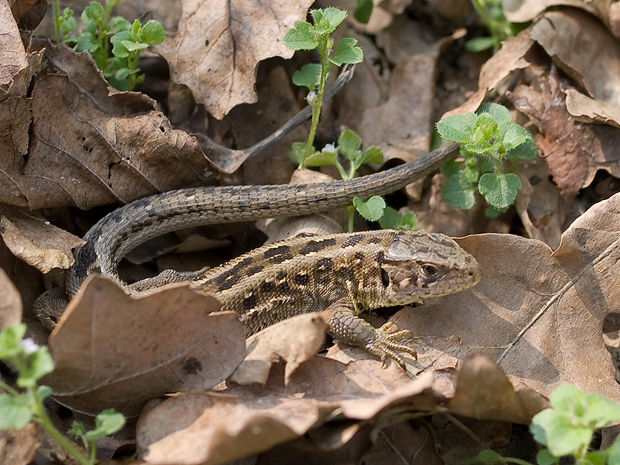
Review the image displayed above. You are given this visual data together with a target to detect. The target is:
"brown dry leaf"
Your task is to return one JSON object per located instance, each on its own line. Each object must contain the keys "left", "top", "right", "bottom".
{"left": 0, "top": 0, "right": 28, "bottom": 86}
{"left": 565, "top": 87, "right": 620, "bottom": 128}
{"left": 0, "top": 206, "right": 85, "bottom": 273}
{"left": 155, "top": 0, "right": 313, "bottom": 119}
{"left": 230, "top": 312, "right": 329, "bottom": 385}
{"left": 503, "top": 0, "right": 596, "bottom": 22}
{"left": 45, "top": 277, "right": 246, "bottom": 419}
{"left": 0, "top": 39, "right": 210, "bottom": 210}
{"left": 449, "top": 354, "right": 549, "bottom": 424}
{"left": 510, "top": 70, "right": 620, "bottom": 200}
{"left": 0, "top": 423, "right": 39, "bottom": 465}
{"left": 393, "top": 192, "right": 620, "bottom": 402}
{"left": 530, "top": 9, "right": 620, "bottom": 106}
{"left": 0, "top": 267, "right": 21, "bottom": 329}
{"left": 137, "top": 359, "right": 429, "bottom": 465}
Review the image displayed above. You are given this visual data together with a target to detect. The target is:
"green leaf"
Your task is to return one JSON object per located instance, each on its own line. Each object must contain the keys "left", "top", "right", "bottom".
{"left": 313, "top": 7, "right": 347, "bottom": 34}
{"left": 76, "top": 31, "right": 99, "bottom": 53}
{"left": 436, "top": 113, "right": 477, "bottom": 143}
{"left": 378, "top": 207, "right": 416, "bottom": 230}
{"left": 354, "top": 0, "right": 373, "bottom": 23}
{"left": 36, "top": 385, "right": 52, "bottom": 401}
{"left": 330, "top": 37, "right": 363, "bottom": 66}
{"left": 84, "top": 409, "right": 126, "bottom": 441}
{"left": 82, "top": 2, "right": 104, "bottom": 25}
{"left": 441, "top": 171, "right": 476, "bottom": 210}
{"left": 469, "top": 113, "right": 500, "bottom": 154}
{"left": 338, "top": 130, "right": 362, "bottom": 159}
{"left": 115, "top": 67, "right": 131, "bottom": 81}
{"left": 289, "top": 142, "right": 309, "bottom": 167}
{"left": 467, "top": 449, "right": 507, "bottom": 464}
{"left": 111, "top": 31, "right": 133, "bottom": 58}
{"left": 502, "top": 123, "right": 531, "bottom": 151}
{"left": 440, "top": 159, "right": 462, "bottom": 177}
{"left": 303, "top": 150, "right": 338, "bottom": 167}
{"left": 121, "top": 40, "right": 149, "bottom": 52}
{"left": 485, "top": 206, "right": 505, "bottom": 218}
{"left": 139, "top": 20, "right": 165, "bottom": 45}
{"left": 353, "top": 196, "right": 386, "bottom": 222}
{"left": 548, "top": 384, "right": 584, "bottom": 414}
{"left": 284, "top": 21, "right": 318, "bottom": 50}
{"left": 68, "top": 420, "right": 86, "bottom": 438}
{"left": 465, "top": 36, "right": 497, "bottom": 52}
{"left": 544, "top": 415, "right": 591, "bottom": 457}
{"left": 131, "top": 18, "right": 141, "bottom": 37}
{"left": 109, "top": 16, "right": 131, "bottom": 32}
{"left": 506, "top": 137, "right": 537, "bottom": 161}
{"left": 0, "top": 394, "right": 32, "bottom": 430}
{"left": 17, "top": 346, "right": 54, "bottom": 388}
{"left": 582, "top": 451, "right": 607, "bottom": 465}
{"left": 606, "top": 435, "right": 620, "bottom": 464}
{"left": 478, "top": 102, "right": 513, "bottom": 128}
{"left": 292, "top": 63, "right": 321, "bottom": 90}
{"left": 535, "top": 448, "right": 558, "bottom": 465}
{"left": 478, "top": 172, "right": 521, "bottom": 209}
{"left": 0, "top": 324, "right": 26, "bottom": 358}
{"left": 582, "top": 392, "right": 620, "bottom": 427}
{"left": 361, "top": 146, "right": 383, "bottom": 165}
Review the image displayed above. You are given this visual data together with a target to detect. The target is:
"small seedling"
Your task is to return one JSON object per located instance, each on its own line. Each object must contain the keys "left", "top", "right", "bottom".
{"left": 469, "top": 384, "right": 620, "bottom": 465}
{"left": 467, "top": 0, "right": 527, "bottom": 52}
{"left": 0, "top": 324, "right": 125, "bottom": 465}
{"left": 285, "top": 8, "right": 415, "bottom": 231}
{"left": 436, "top": 102, "right": 537, "bottom": 216}
{"left": 53, "top": 0, "right": 165, "bottom": 91}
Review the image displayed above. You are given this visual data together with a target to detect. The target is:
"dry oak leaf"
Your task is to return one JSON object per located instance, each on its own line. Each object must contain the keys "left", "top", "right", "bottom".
{"left": 137, "top": 358, "right": 431, "bottom": 465}
{"left": 154, "top": 0, "right": 313, "bottom": 119}
{"left": 0, "top": 267, "right": 21, "bottom": 329}
{"left": 0, "top": 205, "right": 85, "bottom": 273}
{"left": 393, "top": 192, "right": 620, "bottom": 402}
{"left": 0, "top": 0, "right": 28, "bottom": 86}
{"left": 0, "top": 39, "right": 210, "bottom": 210}
{"left": 45, "top": 277, "right": 246, "bottom": 419}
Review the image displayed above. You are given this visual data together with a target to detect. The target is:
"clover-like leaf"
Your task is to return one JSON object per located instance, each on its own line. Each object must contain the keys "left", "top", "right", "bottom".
{"left": 292, "top": 63, "right": 321, "bottom": 90}
{"left": 312, "top": 7, "right": 347, "bottom": 35}
{"left": 361, "top": 146, "right": 383, "bottom": 165}
{"left": 442, "top": 171, "right": 476, "bottom": 210}
{"left": 140, "top": 20, "right": 166, "bottom": 45}
{"left": 502, "top": 123, "right": 532, "bottom": 151}
{"left": 436, "top": 113, "right": 477, "bottom": 143}
{"left": 330, "top": 37, "right": 363, "bottom": 66}
{"left": 0, "top": 324, "right": 26, "bottom": 359}
{"left": 478, "top": 172, "right": 521, "bottom": 209}
{"left": 353, "top": 195, "right": 386, "bottom": 222}
{"left": 303, "top": 150, "right": 338, "bottom": 167}
{"left": 289, "top": 142, "right": 309, "bottom": 167}
{"left": 84, "top": 409, "right": 126, "bottom": 441}
{"left": 0, "top": 394, "right": 32, "bottom": 430}
{"left": 81, "top": 1, "right": 104, "bottom": 25}
{"left": 354, "top": 0, "right": 373, "bottom": 24}
{"left": 17, "top": 346, "right": 54, "bottom": 388}
{"left": 338, "top": 130, "right": 362, "bottom": 159}
{"left": 284, "top": 21, "right": 318, "bottom": 50}
{"left": 478, "top": 102, "right": 513, "bottom": 128}
{"left": 506, "top": 137, "right": 537, "bottom": 161}
{"left": 111, "top": 31, "right": 133, "bottom": 58}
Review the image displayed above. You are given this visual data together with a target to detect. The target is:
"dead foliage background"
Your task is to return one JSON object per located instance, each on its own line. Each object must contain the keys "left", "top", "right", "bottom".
{"left": 3, "top": 0, "right": 620, "bottom": 464}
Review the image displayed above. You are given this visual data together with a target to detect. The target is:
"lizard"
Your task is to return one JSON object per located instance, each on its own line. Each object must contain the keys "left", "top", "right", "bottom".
{"left": 34, "top": 141, "right": 481, "bottom": 365}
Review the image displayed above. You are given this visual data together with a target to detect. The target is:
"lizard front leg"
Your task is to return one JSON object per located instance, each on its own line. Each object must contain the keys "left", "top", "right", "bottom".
{"left": 322, "top": 299, "right": 417, "bottom": 368}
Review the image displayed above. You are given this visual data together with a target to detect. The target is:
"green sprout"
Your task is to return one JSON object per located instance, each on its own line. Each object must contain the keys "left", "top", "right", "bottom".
{"left": 470, "top": 384, "right": 620, "bottom": 465}
{"left": 0, "top": 324, "right": 125, "bottom": 465}
{"left": 436, "top": 102, "right": 537, "bottom": 217}
{"left": 53, "top": 0, "right": 165, "bottom": 91}
{"left": 467, "top": 0, "right": 527, "bottom": 53}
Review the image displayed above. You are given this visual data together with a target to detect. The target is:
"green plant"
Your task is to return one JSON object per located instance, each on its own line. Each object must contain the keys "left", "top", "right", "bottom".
{"left": 469, "top": 384, "right": 620, "bottom": 465}
{"left": 0, "top": 324, "right": 125, "bottom": 465}
{"left": 467, "top": 0, "right": 526, "bottom": 52}
{"left": 436, "top": 102, "right": 537, "bottom": 216}
{"left": 53, "top": 0, "right": 165, "bottom": 91}
{"left": 284, "top": 7, "right": 363, "bottom": 166}
{"left": 284, "top": 8, "right": 415, "bottom": 231}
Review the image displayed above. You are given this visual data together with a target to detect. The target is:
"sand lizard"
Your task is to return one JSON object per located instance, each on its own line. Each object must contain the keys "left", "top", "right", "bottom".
{"left": 35, "top": 142, "right": 481, "bottom": 365}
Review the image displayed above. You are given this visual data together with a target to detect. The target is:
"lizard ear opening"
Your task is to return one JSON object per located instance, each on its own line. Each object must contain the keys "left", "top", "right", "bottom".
{"left": 381, "top": 268, "right": 390, "bottom": 288}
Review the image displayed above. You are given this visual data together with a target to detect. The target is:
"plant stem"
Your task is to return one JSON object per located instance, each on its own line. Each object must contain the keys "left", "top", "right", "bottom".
{"left": 30, "top": 386, "right": 91, "bottom": 465}
{"left": 347, "top": 205, "right": 355, "bottom": 232}
{"left": 303, "top": 39, "right": 332, "bottom": 165}
{"left": 53, "top": 0, "right": 61, "bottom": 43}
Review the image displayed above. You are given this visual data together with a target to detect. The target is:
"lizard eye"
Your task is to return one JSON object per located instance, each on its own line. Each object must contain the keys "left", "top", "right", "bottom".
{"left": 421, "top": 264, "right": 440, "bottom": 278}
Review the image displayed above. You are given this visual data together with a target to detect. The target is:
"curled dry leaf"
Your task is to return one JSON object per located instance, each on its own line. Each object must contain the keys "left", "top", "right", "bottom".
{"left": 45, "top": 277, "right": 246, "bottom": 419}
{"left": 0, "top": 206, "right": 85, "bottom": 273}
{"left": 155, "top": 0, "right": 313, "bottom": 119}
{"left": 393, "top": 192, "right": 620, "bottom": 402}
{"left": 0, "top": 267, "right": 22, "bottom": 329}
{"left": 0, "top": 423, "right": 39, "bottom": 465}
{"left": 230, "top": 312, "right": 329, "bottom": 386}
{"left": 449, "top": 354, "right": 548, "bottom": 424}
{"left": 137, "top": 358, "right": 430, "bottom": 465}
{"left": 0, "top": 0, "right": 28, "bottom": 86}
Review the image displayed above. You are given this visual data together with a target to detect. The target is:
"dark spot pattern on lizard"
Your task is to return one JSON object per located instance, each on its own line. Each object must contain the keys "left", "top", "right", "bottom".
{"left": 264, "top": 245, "right": 293, "bottom": 264}
{"left": 299, "top": 238, "right": 337, "bottom": 255}
{"left": 341, "top": 234, "right": 365, "bottom": 248}
{"left": 260, "top": 280, "right": 275, "bottom": 294}
{"left": 294, "top": 273, "right": 310, "bottom": 285}
{"left": 246, "top": 265, "right": 264, "bottom": 276}
{"left": 211, "top": 256, "right": 253, "bottom": 291}
{"left": 243, "top": 293, "right": 257, "bottom": 311}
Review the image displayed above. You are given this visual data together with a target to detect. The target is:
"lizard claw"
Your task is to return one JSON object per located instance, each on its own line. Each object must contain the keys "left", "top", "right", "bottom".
{"left": 364, "top": 322, "right": 417, "bottom": 369}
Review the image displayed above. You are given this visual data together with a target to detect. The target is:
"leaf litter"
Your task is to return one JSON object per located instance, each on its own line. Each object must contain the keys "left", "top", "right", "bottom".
{"left": 4, "top": 0, "right": 620, "bottom": 463}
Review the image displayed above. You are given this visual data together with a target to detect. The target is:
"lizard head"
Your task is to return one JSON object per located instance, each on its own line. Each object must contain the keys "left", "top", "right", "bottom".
{"left": 379, "top": 231, "right": 481, "bottom": 305}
